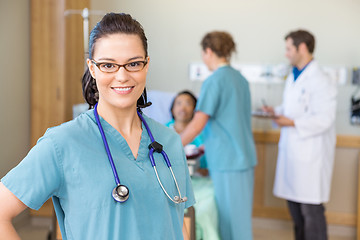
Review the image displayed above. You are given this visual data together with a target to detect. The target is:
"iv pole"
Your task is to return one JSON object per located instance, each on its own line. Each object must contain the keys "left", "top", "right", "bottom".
{"left": 64, "top": 8, "right": 105, "bottom": 69}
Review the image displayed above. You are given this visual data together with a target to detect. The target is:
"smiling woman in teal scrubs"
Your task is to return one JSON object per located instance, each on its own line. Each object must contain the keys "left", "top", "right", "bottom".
{"left": 0, "top": 13, "right": 194, "bottom": 239}
{"left": 181, "top": 31, "right": 257, "bottom": 240}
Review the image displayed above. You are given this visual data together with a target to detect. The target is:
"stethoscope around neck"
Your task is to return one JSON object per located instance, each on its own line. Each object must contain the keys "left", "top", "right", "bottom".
{"left": 94, "top": 103, "right": 187, "bottom": 204}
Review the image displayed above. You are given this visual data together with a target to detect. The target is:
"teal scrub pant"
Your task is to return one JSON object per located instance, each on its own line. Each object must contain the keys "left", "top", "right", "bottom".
{"left": 210, "top": 168, "right": 254, "bottom": 240}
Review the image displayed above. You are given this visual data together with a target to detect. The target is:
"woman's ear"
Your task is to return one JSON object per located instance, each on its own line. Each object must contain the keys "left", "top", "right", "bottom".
{"left": 86, "top": 58, "right": 96, "bottom": 79}
{"left": 145, "top": 56, "right": 150, "bottom": 73}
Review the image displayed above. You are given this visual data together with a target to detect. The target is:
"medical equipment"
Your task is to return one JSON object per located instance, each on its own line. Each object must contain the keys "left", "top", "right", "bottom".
{"left": 94, "top": 103, "right": 187, "bottom": 204}
{"left": 352, "top": 67, "right": 360, "bottom": 85}
{"left": 351, "top": 86, "right": 360, "bottom": 125}
{"left": 184, "top": 145, "right": 204, "bottom": 176}
{"left": 350, "top": 69, "right": 360, "bottom": 125}
{"left": 351, "top": 97, "right": 360, "bottom": 125}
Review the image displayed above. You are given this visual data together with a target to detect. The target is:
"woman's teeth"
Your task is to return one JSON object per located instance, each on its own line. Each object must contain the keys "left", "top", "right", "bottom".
{"left": 114, "top": 87, "right": 132, "bottom": 92}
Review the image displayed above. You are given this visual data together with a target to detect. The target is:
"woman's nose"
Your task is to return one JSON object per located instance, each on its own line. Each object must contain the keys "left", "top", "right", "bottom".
{"left": 114, "top": 67, "right": 130, "bottom": 82}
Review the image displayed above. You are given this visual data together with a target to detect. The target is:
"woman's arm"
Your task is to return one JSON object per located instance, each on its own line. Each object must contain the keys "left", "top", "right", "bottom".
{"left": 182, "top": 220, "right": 190, "bottom": 240}
{"left": 0, "top": 183, "right": 27, "bottom": 240}
{"left": 181, "top": 111, "right": 209, "bottom": 146}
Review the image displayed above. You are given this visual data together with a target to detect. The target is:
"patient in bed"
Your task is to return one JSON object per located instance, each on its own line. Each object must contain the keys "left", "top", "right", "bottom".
{"left": 165, "top": 90, "right": 208, "bottom": 176}
{"left": 166, "top": 90, "right": 220, "bottom": 240}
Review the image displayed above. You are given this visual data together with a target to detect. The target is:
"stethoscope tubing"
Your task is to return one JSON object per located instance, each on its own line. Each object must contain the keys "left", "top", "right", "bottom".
{"left": 94, "top": 103, "right": 121, "bottom": 186}
{"left": 138, "top": 110, "right": 172, "bottom": 167}
{"left": 138, "top": 110, "right": 185, "bottom": 203}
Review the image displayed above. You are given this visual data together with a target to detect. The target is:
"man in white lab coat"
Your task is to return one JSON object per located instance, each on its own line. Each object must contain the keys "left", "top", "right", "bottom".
{"left": 264, "top": 30, "right": 337, "bottom": 240}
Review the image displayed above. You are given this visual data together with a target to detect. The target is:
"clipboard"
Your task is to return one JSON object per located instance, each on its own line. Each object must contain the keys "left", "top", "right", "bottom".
{"left": 252, "top": 110, "right": 278, "bottom": 119}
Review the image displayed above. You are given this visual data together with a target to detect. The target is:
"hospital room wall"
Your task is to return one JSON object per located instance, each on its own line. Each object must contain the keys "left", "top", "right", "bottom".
{"left": 91, "top": 0, "right": 360, "bottom": 136}
{"left": 90, "top": 0, "right": 360, "bottom": 224}
{"left": 0, "top": 1, "right": 30, "bottom": 178}
{"left": 1, "top": 2, "right": 358, "bottom": 177}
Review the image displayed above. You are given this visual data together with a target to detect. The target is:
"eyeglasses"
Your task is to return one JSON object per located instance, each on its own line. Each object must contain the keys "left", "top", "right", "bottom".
{"left": 91, "top": 59, "right": 148, "bottom": 73}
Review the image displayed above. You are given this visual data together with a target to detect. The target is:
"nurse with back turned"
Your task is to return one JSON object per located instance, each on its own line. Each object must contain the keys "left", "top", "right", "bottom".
{"left": 181, "top": 31, "right": 257, "bottom": 240}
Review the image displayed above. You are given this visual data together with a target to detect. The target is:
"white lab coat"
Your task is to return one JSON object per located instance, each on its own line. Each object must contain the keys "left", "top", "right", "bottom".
{"left": 273, "top": 60, "right": 337, "bottom": 204}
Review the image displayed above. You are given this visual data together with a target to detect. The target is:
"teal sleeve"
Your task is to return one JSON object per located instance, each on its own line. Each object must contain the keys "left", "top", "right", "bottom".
{"left": 196, "top": 78, "right": 220, "bottom": 117}
{"left": 1, "top": 135, "right": 63, "bottom": 210}
{"left": 191, "top": 135, "right": 203, "bottom": 147}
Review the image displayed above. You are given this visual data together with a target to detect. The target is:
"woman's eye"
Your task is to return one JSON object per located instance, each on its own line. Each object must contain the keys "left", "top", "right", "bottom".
{"left": 128, "top": 61, "right": 141, "bottom": 67}
{"left": 102, "top": 63, "right": 115, "bottom": 69}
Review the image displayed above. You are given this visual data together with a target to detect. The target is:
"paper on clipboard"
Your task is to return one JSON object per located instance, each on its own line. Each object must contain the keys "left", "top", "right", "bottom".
{"left": 252, "top": 110, "right": 278, "bottom": 119}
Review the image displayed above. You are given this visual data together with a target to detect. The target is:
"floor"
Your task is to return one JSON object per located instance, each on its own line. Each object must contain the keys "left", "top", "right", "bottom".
{"left": 252, "top": 218, "right": 356, "bottom": 240}
{"left": 15, "top": 216, "right": 356, "bottom": 240}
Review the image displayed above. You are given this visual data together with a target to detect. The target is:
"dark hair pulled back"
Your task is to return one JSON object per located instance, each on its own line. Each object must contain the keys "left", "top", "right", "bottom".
{"left": 81, "top": 13, "right": 151, "bottom": 109}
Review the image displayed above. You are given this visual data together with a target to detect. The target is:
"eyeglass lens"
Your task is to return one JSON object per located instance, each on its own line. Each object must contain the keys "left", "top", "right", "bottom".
{"left": 97, "top": 61, "right": 146, "bottom": 73}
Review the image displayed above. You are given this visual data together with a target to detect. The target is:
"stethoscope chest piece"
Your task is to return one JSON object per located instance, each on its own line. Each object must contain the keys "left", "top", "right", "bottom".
{"left": 112, "top": 184, "right": 129, "bottom": 203}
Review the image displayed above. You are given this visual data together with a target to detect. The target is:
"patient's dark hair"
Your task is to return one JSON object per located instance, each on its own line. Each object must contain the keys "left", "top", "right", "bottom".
{"left": 170, "top": 90, "right": 197, "bottom": 119}
{"left": 81, "top": 13, "right": 150, "bottom": 109}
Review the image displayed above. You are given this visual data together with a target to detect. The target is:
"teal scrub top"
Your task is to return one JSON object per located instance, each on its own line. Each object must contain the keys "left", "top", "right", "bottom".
{"left": 1, "top": 110, "right": 195, "bottom": 240}
{"left": 196, "top": 65, "right": 257, "bottom": 171}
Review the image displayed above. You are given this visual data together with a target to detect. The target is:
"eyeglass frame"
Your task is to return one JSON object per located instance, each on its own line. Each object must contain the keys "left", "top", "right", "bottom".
{"left": 91, "top": 58, "right": 148, "bottom": 73}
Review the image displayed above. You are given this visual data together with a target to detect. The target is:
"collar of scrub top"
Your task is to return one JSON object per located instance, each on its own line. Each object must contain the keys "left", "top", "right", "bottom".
{"left": 94, "top": 103, "right": 187, "bottom": 204}
{"left": 218, "top": 62, "right": 230, "bottom": 68}
{"left": 293, "top": 59, "right": 313, "bottom": 81}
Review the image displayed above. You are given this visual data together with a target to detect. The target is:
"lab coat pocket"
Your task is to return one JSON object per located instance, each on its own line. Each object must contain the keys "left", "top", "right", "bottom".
{"left": 298, "top": 90, "right": 310, "bottom": 113}
{"left": 287, "top": 131, "right": 314, "bottom": 164}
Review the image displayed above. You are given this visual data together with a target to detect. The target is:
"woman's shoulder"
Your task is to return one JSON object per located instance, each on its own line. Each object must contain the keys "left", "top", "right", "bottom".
{"left": 43, "top": 110, "right": 94, "bottom": 140}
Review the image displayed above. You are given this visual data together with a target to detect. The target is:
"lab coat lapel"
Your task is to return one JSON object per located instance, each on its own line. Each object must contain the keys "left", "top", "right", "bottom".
{"left": 283, "top": 61, "right": 318, "bottom": 121}
{"left": 292, "top": 60, "right": 317, "bottom": 85}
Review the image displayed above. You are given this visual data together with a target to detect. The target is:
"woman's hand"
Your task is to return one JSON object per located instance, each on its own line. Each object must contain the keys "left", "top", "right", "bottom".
{"left": 181, "top": 112, "right": 209, "bottom": 146}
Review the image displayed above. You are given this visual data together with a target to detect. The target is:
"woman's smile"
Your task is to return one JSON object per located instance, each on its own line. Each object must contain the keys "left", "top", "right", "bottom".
{"left": 112, "top": 86, "right": 135, "bottom": 94}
